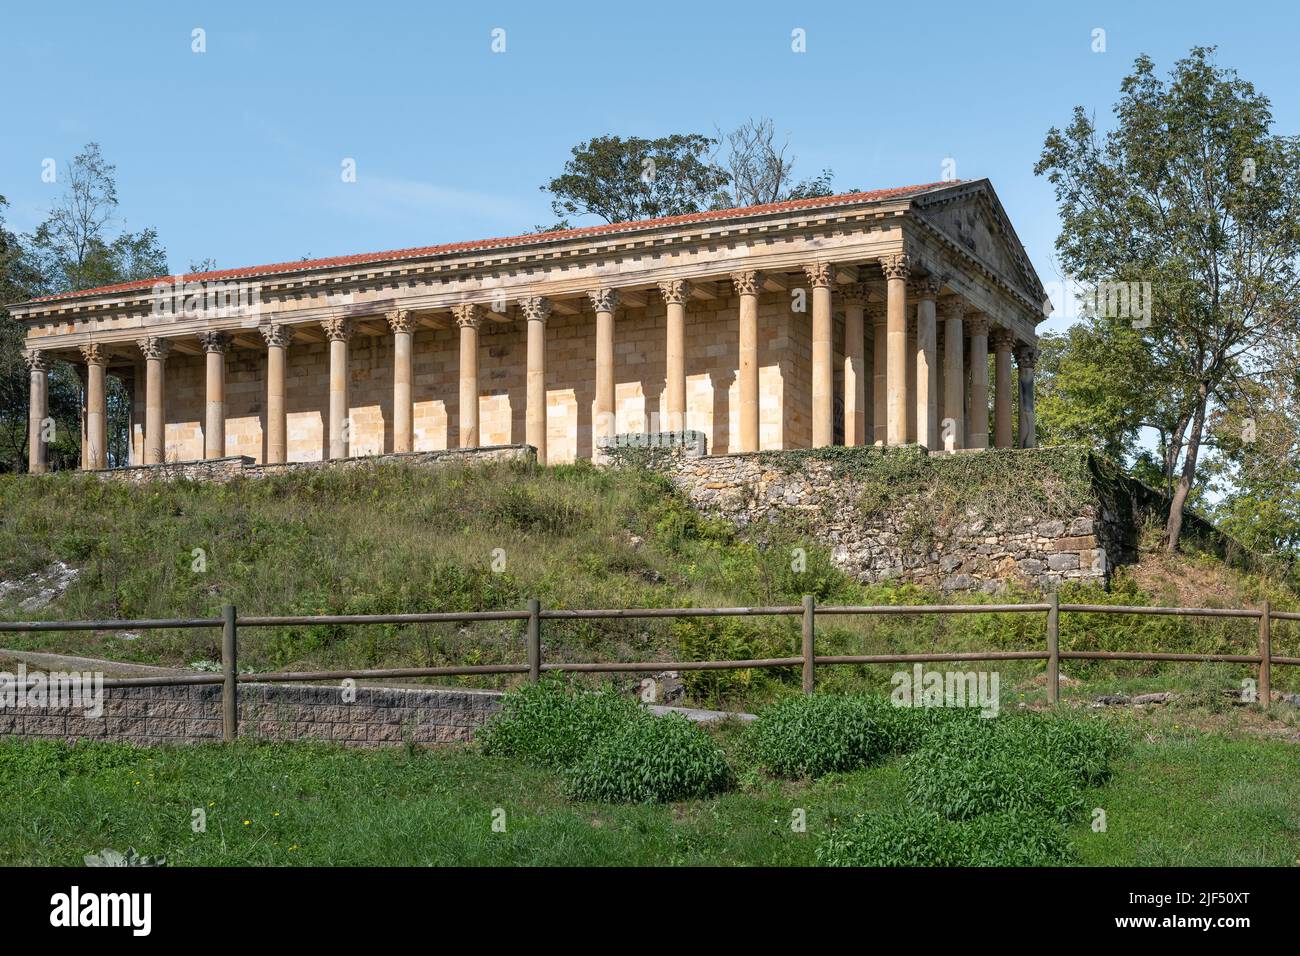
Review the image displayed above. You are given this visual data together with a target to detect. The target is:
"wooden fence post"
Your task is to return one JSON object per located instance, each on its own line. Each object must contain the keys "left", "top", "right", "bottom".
{"left": 802, "top": 594, "right": 816, "bottom": 694}
{"left": 221, "top": 604, "right": 238, "bottom": 742}
{"left": 1046, "top": 591, "right": 1060, "bottom": 706}
{"left": 1259, "top": 601, "right": 1272, "bottom": 708}
{"left": 527, "top": 598, "right": 542, "bottom": 683}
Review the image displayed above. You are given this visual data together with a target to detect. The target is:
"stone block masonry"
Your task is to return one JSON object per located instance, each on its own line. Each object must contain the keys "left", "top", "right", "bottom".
{"left": 611, "top": 443, "right": 1127, "bottom": 593}
{"left": 2, "top": 682, "right": 503, "bottom": 748}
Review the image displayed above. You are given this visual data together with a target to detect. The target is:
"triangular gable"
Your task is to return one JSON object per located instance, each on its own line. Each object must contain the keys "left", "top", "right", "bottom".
{"left": 912, "top": 180, "right": 1046, "bottom": 314}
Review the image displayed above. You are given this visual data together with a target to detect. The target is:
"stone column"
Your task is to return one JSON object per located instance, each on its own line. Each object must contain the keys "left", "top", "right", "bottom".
{"left": 731, "top": 271, "right": 761, "bottom": 452}
{"left": 880, "top": 254, "right": 911, "bottom": 446}
{"left": 913, "top": 277, "right": 940, "bottom": 449}
{"left": 589, "top": 288, "right": 618, "bottom": 446}
{"left": 939, "top": 298, "right": 965, "bottom": 451}
{"left": 659, "top": 279, "right": 688, "bottom": 432}
{"left": 521, "top": 296, "right": 552, "bottom": 464}
{"left": 1015, "top": 342, "right": 1039, "bottom": 448}
{"left": 321, "top": 318, "right": 354, "bottom": 459}
{"left": 24, "top": 350, "right": 49, "bottom": 474}
{"left": 992, "top": 328, "right": 1014, "bottom": 449}
{"left": 198, "top": 331, "right": 231, "bottom": 459}
{"left": 260, "top": 324, "right": 293, "bottom": 464}
{"left": 452, "top": 304, "right": 480, "bottom": 448}
{"left": 386, "top": 310, "right": 414, "bottom": 454}
{"left": 136, "top": 337, "right": 170, "bottom": 465}
{"left": 805, "top": 262, "right": 835, "bottom": 448}
{"left": 80, "top": 344, "right": 109, "bottom": 470}
{"left": 870, "top": 303, "right": 887, "bottom": 444}
{"left": 966, "top": 315, "right": 990, "bottom": 450}
{"left": 76, "top": 366, "right": 87, "bottom": 468}
{"left": 840, "top": 282, "right": 867, "bottom": 446}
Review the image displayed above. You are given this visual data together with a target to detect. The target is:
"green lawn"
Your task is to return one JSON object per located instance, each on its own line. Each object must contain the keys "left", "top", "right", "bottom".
{"left": 2, "top": 724, "right": 1295, "bottom": 866}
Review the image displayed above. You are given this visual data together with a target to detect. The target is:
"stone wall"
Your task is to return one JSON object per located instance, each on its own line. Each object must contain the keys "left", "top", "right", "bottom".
{"left": 127, "top": 290, "right": 838, "bottom": 467}
{"left": 2, "top": 682, "right": 503, "bottom": 748}
{"left": 615, "top": 444, "right": 1118, "bottom": 593}
{"left": 90, "top": 445, "right": 534, "bottom": 484}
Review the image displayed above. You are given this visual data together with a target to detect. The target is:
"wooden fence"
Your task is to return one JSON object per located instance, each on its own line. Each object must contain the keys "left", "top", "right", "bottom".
{"left": 2, "top": 595, "right": 1294, "bottom": 741}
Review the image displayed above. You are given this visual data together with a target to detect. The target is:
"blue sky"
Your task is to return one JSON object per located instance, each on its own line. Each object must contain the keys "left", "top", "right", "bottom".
{"left": 3, "top": 0, "right": 1299, "bottom": 334}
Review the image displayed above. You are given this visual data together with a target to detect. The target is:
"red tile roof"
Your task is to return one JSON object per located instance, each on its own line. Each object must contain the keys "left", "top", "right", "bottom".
{"left": 29, "top": 181, "right": 962, "bottom": 305}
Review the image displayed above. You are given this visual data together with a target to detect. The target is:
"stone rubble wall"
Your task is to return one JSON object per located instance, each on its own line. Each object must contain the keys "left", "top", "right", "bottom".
{"left": 87, "top": 445, "right": 534, "bottom": 484}
{"left": 614, "top": 444, "right": 1117, "bottom": 593}
{"left": 1, "top": 682, "right": 503, "bottom": 748}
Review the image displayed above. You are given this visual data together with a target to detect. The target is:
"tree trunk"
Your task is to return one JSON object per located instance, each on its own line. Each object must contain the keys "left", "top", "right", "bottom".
{"left": 1162, "top": 411, "right": 1191, "bottom": 497}
{"left": 1165, "top": 384, "right": 1209, "bottom": 552}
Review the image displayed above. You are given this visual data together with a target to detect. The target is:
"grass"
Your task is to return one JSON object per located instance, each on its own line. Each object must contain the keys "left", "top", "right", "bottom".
{"left": 1, "top": 719, "right": 1295, "bottom": 866}
{"left": 1, "top": 456, "right": 1298, "bottom": 712}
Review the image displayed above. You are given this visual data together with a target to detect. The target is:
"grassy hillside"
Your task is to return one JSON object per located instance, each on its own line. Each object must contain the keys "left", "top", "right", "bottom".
{"left": 1, "top": 459, "right": 1297, "bottom": 710}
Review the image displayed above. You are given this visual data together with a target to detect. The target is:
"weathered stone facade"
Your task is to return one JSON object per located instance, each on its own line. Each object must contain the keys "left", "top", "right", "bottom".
{"left": 1, "top": 682, "right": 503, "bottom": 748}
{"left": 620, "top": 444, "right": 1116, "bottom": 592}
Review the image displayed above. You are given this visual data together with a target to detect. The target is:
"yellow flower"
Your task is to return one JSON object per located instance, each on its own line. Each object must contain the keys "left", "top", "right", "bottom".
{"left": 273, "top": 812, "right": 280, "bottom": 817}
{"left": 243, "top": 820, "right": 251, "bottom": 826}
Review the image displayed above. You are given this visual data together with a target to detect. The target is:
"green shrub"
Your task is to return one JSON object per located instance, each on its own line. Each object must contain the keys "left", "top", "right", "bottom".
{"left": 904, "top": 720, "right": 1085, "bottom": 822}
{"left": 671, "top": 617, "right": 791, "bottom": 703}
{"left": 744, "top": 694, "right": 892, "bottom": 778}
{"left": 903, "top": 714, "right": 1123, "bottom": 822}
{"left": 1002, "top": 713, "right": 1126, "bottom": 788}
{"left": 745, "top": 694, "right": 983, "bottom": 779}
{"left": 872, "top": 698, "right": 984, "bottom": 754}
{"left": 476, "top": 681, "right": 642, "bottom": 769}
{"left": 817, "top": 808, "right": 1075, "bottom": 867}
{"left": 564, "top": 712, "right": 733, "bottom": 803}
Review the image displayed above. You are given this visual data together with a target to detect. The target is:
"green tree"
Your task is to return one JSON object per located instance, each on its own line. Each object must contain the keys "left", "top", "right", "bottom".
{"left": 541, "top": 133, "right": 730, "bottom": 226}
{"left": 5, "top": 143, "right": 169, "bottom": 471}
{"left": 1206, "top": 343, "right": 1300, "bottom": 563}
{"left": 1036, "top": 47, "right": 1300, "bottom": 551}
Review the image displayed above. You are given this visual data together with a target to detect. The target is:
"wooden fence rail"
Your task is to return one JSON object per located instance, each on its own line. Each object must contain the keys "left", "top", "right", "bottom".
{"left": 0, "top": 594, "right": 1291, "bottom": 742}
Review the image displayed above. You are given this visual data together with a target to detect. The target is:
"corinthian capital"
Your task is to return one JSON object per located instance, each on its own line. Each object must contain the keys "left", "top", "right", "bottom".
{"left": 259, "top": 323, "right": 295, "bottom": 349}
{"left": 198, "top": 331, "right": 232, "bottom": 353}
{"left": 1014, "top": 342, "right": 1040, "bottom": 370}
{"left": 730, "top": 270, "right": 760, "bottom": 297}
{"left": 320, "top": 318, "right": 354, "bottom": 342}
{"left": 586, "top": 288, "right": 620, "bottom": 313}
{"left": 135, "top": 337, "right": 170, "bottom": 362}
{"left": 838, "top": 281, "right": 868, "bottom": 307}
{"left": 519, "top": 296, "right": 552, "bottom": 323}
{"left": 23, "top": 349, "right": 49, "bottom": 373}
{"left": 658, "top": 279, "right": 689, "bottom": 306}
{"left": 802, "top": 261, "right": 834, "bottom": 288}
{"left": 452, "top": 303, "right": 481, "bottom": 329}
{"left": 912, "top": 274, "right": 942, "bottom": 300}
{"left": 879, "top": 253, "right": 911, "bottom": 282}
{"left": 990, "top": 326, "right": 1015, "bottom": 351}
{"left": 966, "top": 314, "right": 990, "bottom": 337}
{"left": 938, "top": 297, "right": 966, "bottom": 324}
{"left": 385, "top": 309, "right": 413, "bottom": 335}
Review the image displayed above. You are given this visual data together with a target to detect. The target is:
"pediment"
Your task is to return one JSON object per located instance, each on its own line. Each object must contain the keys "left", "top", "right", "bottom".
{"left": 912, "top": 182, "right": 1046, "bottom": 311}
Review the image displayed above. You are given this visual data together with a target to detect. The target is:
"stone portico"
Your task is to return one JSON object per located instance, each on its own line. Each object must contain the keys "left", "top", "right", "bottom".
{"left": 14, "top": 179, "right": 1046, "bottom": 473}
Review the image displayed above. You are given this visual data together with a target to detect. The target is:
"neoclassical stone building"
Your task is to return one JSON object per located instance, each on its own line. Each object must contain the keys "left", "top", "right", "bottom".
{"left": 15, "top": 179, "right": 1045, "bottom": 473}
